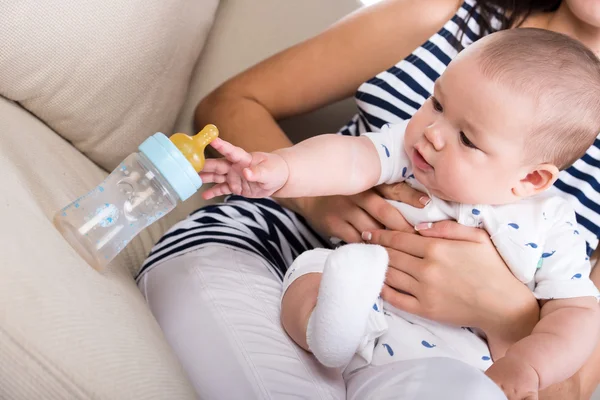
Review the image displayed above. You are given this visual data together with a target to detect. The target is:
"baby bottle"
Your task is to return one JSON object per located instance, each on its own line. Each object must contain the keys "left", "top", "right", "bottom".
{"left": 54, "top": 124, "right": 219, "bottom": 270}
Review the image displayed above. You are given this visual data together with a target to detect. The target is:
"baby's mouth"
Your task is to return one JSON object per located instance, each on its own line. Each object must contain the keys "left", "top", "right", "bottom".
{"left": 412, "top": 147, "right": 433, "bottom": 172}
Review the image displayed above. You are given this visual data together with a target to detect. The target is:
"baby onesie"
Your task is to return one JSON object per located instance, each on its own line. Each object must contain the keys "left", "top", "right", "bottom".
{"left": 282, "top": 121, "right": 599, "bottom": 374}
{"left": 365, "top": 122, "right": 597, "bottom": 298}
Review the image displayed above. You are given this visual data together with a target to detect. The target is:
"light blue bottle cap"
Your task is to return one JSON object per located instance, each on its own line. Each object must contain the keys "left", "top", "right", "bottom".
{"left": 139, "top": 133, "right": 202, "bottom": 201}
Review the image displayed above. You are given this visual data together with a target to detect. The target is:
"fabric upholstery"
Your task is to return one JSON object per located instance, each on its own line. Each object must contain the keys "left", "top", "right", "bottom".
{"left": 0, "top": 0, "right": 219, "bottom": 171}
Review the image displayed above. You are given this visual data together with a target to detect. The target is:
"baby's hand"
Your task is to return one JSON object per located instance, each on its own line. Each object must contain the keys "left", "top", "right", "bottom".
{"left": 200, "top": 138, "right": 289, "bottom": 200}
{"left": 485, "top": 356, "right": 539, "bottom": 400}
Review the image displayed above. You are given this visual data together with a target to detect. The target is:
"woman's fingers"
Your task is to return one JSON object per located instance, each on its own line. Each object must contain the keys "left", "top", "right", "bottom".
{"left": 351, "top": 190, "right": 411, "bottom": 232}
{"left": 385, "top": 264, "right": 420, "bottom": 295}
{"left": 303, "top": 196, "right": 381, "bottom": 244}
{"left": 416, "top": 220, "right": 489, "bottom": 243}
{"left": 375, "top": 182, "right": 430, "bottom": 209}
{"left": 364, "top": 221, "right": 489, "bottom": 259}
{"left": 384, "top": 246, "right": 423, "bottom": 279}
{"left": 346, "top": 206, "right": 384, "bottom": 235}
{"left": 330, "top": 221, "right": 363, "bottom": 244}
{"left": 364, "top": 229, "right": 431, "bottom": 258}
{"left": 381, "top": 284, "right": 420, "bottom": 315}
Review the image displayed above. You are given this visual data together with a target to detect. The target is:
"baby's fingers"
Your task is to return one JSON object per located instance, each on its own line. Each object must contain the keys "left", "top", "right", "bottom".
{"left": 210, "top": 138, "right": 252, "bottom": 165}
{"left": 202, "top": 183, "right": 232, "bottom": 200}
{"left": 201, "top": 158, "right": 232, "bottom": 175}
{"left": 243, "top": 165, "right": 268, "bottom": 182}
{"left": 199, "top": 159, "right": 229, "bottom": 183}
{"left": 199, "top": 172, "right": 226, "bottom": 184}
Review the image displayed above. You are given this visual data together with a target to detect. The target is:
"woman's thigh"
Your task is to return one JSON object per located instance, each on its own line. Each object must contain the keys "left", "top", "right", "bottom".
{"left": 138, "top": 245, "right": 345, "bottom": 400}
{"left": 346, "top": 357, "right": 506, "bottom": 400}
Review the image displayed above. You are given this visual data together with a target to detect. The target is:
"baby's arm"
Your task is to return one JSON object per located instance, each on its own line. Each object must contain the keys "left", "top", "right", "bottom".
{"left": 487, "top": 297, "right": 600, "bottom": 396}
{"left": 486, "top": 201, "right": 600, "bottom": 398}
{"left": 273, "top": 134, "right": 381, "bottom": 197}
{"left": 201, "top": 123, "right": 408, "bottom": 200}
{"left": 524, "top": 298, "right": 600, "bottom": 387}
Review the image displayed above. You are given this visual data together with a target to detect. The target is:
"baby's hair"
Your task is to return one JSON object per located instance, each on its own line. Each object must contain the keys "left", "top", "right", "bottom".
{"left": 476, "top": 28, "right": 600, "bottom": 170}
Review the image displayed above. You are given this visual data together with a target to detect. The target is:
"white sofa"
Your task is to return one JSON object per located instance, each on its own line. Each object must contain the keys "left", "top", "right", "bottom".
{"left": 3, "top": 1, "right": 599, "bottom": 399}
{"left": 0, "top": 1, "right": 359, "bottom": 398}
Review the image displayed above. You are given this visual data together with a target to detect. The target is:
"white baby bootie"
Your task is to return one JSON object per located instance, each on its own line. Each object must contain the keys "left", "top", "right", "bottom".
{"left": 307, "top": 243, "right": 388, "bottom": 368}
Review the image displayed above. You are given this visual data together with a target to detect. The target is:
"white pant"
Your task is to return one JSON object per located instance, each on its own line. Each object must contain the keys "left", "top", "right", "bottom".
{"left": 137, "top": 245, "right": 506, "bottom": 399}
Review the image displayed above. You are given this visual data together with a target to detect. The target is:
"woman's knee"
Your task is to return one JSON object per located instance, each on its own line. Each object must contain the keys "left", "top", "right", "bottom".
{"left": 346, "top": 357, "right": 506, "bottom": 400}
{"left": 138, "top": 246, "right": 345, "bottom": 399}
{"left": 138, "top": 246, "right": 283, "bottom": 325}
{"left": 422, "top": 358, "right": 506, "bottom": 399}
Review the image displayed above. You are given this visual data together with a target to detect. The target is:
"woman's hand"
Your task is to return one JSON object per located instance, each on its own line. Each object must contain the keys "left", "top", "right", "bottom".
{"left": 284, "top": 182, "right": 430, "bottom": 243}
{"left": 364, "top": 220, "right": 540, "bottom": 359}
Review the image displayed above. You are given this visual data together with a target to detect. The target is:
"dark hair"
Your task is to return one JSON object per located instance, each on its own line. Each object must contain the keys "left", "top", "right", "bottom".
{"left": 462, "top": 1, "right": 562, "bottom": 39}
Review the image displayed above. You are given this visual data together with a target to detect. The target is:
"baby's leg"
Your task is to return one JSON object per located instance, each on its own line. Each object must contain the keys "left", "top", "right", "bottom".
{"left": 281, "top": 249, "right": 331, "bottom": 351}
{"left": 281, "top": 269, "right": 322, "bottom": 351}
{"left": 281, "top": 244, "right": 389, "bottom": 368}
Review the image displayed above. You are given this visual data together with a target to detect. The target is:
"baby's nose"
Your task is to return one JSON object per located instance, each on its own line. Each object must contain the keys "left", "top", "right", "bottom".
{"left": 424, "top": 125, "right": 444, "bottom": 151}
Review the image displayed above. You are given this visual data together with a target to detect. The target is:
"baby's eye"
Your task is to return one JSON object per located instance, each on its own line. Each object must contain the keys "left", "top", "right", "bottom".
{"left": 431, "top": 97, "right": 443, "bottom": 112}
{"left": 460, "top": 132, "right": 478, "bottom": 149}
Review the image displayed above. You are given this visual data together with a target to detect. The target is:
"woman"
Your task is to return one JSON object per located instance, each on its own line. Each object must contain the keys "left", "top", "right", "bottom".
{"left": 137, "top": 0, "right": 600, "bottom": 398}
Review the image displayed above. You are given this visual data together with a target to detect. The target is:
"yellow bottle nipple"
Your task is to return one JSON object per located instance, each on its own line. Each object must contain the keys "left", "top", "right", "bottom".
{"left": 170, "top": 124, "right": 219, "bottom": 172}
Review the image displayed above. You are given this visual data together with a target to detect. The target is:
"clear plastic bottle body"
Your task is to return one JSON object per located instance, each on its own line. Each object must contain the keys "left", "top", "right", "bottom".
{"left": 54, "top": 152, "right": 179, "bottom": 269}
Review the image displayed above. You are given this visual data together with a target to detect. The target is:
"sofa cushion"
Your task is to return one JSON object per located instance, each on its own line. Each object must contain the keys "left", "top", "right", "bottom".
{"left": 0, "top": 98, "right": 196, "bottom": 399}
{"left": 0, "top": 0, "right": 219, "bottom": 172}
{"left": 175, "top": 0, "right": 360, "bottom": 138}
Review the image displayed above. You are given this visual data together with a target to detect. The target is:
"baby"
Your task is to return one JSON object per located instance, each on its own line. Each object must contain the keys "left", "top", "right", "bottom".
{"left": 200, "top": 28, "right": 600, "bottom": 399}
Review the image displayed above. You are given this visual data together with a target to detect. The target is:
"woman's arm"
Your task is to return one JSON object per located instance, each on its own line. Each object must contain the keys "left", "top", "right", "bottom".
{"left": 196, "top": 0, "right": 462, "bottom": 234}
{"left": 196, "top": 0, "right": 463, "bottom": 155}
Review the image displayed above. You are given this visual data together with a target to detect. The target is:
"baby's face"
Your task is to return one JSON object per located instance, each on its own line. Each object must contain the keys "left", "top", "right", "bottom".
{"left": 404, "top": 52, "right": 538, "bottom": 205}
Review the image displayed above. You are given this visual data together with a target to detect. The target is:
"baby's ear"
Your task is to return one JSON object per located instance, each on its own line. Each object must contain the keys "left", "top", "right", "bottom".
{"left": 512, "top": 164, "right": 559, "bottom": 198}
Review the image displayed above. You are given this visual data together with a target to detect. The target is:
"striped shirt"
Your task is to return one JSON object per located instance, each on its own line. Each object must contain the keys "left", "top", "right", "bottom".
{"left": 137, "top": 0, "right": 600, "bottom": 281}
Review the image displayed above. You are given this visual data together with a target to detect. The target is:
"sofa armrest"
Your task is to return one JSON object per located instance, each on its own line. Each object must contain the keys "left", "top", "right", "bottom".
{"left": 0, "top": 97, "right": 196, "bottom": 399}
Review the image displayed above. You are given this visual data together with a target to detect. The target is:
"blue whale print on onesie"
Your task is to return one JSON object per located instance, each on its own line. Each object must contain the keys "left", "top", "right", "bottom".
{"left": 382, "top": 343, "right": 394, "bottom": 356}
{"left": 542, "top": 251, "right": 556, "bottom": 259}
{"left": 382, "top": 145, "right": 390, "bottom": 158}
